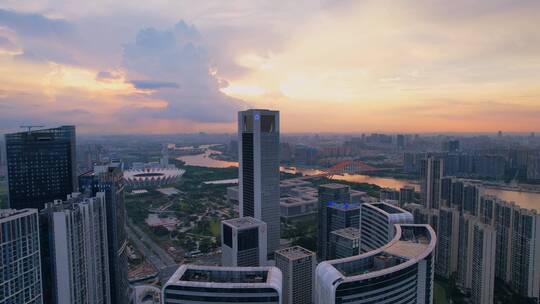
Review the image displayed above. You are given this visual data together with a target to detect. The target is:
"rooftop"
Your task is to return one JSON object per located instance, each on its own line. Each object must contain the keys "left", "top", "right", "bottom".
{"left": 222, "top": 217, "right": 264, "bottom": 229}
{"left": 0, "top": 208, "right": 36, "bottom": 220}
{"left": 181, "top": 269, "right": 268, "bottom": 283}
{"left": 319, "top": 183, "right": 349, "bottom": 190}
{"left": 367, "top": 202, "right": 409, "bottom": 214}
{"left": 331, "top": 227, "right": 360, "bottom": 240}
{"left": 326, "top": 201, "right": 360, "bottom": 210}
{"left": 275, "top": 246, "right": 315, "bottom": 260}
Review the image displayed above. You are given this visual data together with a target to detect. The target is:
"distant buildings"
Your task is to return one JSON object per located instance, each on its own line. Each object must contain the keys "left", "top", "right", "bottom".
{"left": 360, "top": 202, "right": 413, "bottom": 252}
{"left": 275, "top": 246, "right": 316, "bottom": 304}
{"left": 0, "top": 209, "right": 43, "bottom": 304}
{"left": 238, "top": 109, "right": 280, "bottom": 253}
{"left": 315, "top": 224, "right": 436, "bottom": 304}
{"left": 329, "top": 227, "right": 360, "bottom": 259}
{"left": 221, "top": 217, "right": 267, "bottom": 267}
{"left": 399, "top": 186, "right": 416, "bottom": 206}
{"left": 5, "top": 126, "right": 77, "bottom": 210}
{"left": 162, "top": 265, "right": 282, "bottom": 304}
{"left": 40, "top": 192, "right": 110, "bottom": 304}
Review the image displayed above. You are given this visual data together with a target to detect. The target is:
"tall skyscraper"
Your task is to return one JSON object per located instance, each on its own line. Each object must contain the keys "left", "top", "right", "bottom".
{"left": 360, "top": 202, "right": 413, "bottom": 252}
{"left": 317, "top": 183, "right": 352, "bottom": 260}
{"left": 420, "top": 156, "right": 443, "bottom": 209}
{"left": 0, "top": 209, "right": 43, "bottom": 304}
{"left": 238, "top": 109, "right": 280, "bottom": 253}
{"left": 315, "top": 224, "right": 436, "bottom": 304}
{"left": 5, "top": 126, "right": 77, "bottom": 210}
{"left": 40, "top": 193, "right": 110, "bottom": 304}
{"left": 318, "top": 199, "right": 360, "bottom": 261}
{"left": 79, "top": 165, "right": 129, "bottom": 304}
{"left": 275, "top": 246, "right": 316, "bottom": 304}
{"left": 162, "top": 265, "right": 282, "bottom": 304}
{"left": 329, "top": 227, "right": 360, "bottom": 259}
{"left": 221, "top": 217, "right": 267, "bottom": 267}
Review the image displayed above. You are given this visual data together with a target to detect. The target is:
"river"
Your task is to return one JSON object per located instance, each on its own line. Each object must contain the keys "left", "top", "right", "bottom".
{"left": 178, "top": 147, "right": 540, "bottom": 211}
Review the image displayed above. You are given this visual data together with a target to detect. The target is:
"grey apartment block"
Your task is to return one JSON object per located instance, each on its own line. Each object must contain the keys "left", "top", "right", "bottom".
{"left": 275, "top": 246, "right": 315, "bottom": 304}
{"left": 329, "top": 227, "right": 360, "bottom": 259}
{"left": 0, "top": 209, "right": 42, "bottom": 304}
{"left": 221, "top": 217, "right": 267, "bottom": 267}
{"left": 238, "top": 109, "right": 280, "bottom": 253}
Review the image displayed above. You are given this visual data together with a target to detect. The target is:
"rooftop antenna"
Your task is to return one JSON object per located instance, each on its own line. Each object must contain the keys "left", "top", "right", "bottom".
{"left": 20, "top": 125, "right": 45, "bottom": 133}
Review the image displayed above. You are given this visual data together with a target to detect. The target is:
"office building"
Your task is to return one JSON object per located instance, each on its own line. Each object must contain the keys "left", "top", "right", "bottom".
{"left": 40, "top": 192, "right": 110, "bottom": 304}
{"left": 329, "top": 227, "right": 360, "bottom": 259}
{"left": 221, "top": 217, "right": 267, "bottom": 267}
{"left": 360, "top": 202, "right": 413, "bottom": 252}
{"left": 317, "top": 183, "right": 352, "bottom": 260}
{"left": 315, "top": 224, "right": 436, "bottom": 304}
{"left": 162, "top": 265, "right": 282, "bottom": 304}
{"left": 238, "top": 109, "right": 280, "bottom": 253}
{"left": 435, "top": 207, "right": 460, "bottom": 278}
{"left": 380, "top": 187, "right": 399, "bottom": 201}
{"left": 399, "top": 186, "right": 415, "bottom": 207}
{"left": 5, "top": 126, "right": 77, "bottom": 210}
{"left": 0, "top": 209, "right": 42, "bottom": 304}
{"left": 275, "top": 246, "right": 315, "bottom": 304}
{"left": 79, "top": 165, "right": 129, "bottom": 304}
{"left": 318, "top": 200, "right": 360, "bottom": 261}
{"left": 420, "top": 156, "right": 443, "bottom": 209}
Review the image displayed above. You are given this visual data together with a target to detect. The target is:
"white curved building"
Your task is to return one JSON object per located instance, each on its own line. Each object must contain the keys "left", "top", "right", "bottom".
{"left": 163, "top": 265, "right": 282, "bottom": 304}
{"left": 315, "top": 224, "right": 436, "bottom": 304}
{"left": 123, "top": 168, "right": 185, "bottom": 188}
{"left": 360, "top": 202, "right": 414, "bottom": 252}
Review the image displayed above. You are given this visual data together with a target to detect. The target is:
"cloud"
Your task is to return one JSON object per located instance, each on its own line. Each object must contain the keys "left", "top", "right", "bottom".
{"left": 0, "top": 35, "right": 18, "bottom": 52}
{"left": 129, "top": 80, "right": 179, "bottom": 89}
{"left": 0, "top": 9, "right": 74, "bottom": 38}
{"left": 122, "top": 20, "right": 246, "bottom": 123}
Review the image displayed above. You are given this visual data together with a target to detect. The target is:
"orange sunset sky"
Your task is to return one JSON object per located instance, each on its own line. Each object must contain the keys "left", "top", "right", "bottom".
{"left": 0, "top": 0, "right": 539, "bottom": 134}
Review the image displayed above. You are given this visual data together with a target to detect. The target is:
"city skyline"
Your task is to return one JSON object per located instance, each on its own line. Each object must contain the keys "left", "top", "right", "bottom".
{"left": 1, "top": 1, "right": 540, "bottom": 134}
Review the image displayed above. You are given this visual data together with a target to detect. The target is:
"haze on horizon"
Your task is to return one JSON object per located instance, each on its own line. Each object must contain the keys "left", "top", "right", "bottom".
{"left": 0, "top": 0, "right": 539, "bottom": 135}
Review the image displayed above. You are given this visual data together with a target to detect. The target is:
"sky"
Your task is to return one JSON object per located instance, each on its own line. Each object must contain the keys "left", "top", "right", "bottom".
{"left": 0, "top": 0, "right": 539, "bottom": 134}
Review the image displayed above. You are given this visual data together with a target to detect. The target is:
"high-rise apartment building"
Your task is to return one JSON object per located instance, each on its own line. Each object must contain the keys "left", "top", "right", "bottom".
{"left": 0, "top": 209, "right": 42, "bottom": 304}
{"left": 78, "top": 165, "right": 129, "bottom": 304}
{"left": 275, "top": 246, "right": 315, "bottom": 304}
{"left": 162, "top": 265, "right": 282, "bottom": 304}
{"left": 399, "top": 186, "right": 415, "bottom": 207}
{"left": 435, "top": 207, "right": 460, "bottom": 278}
{"left": 420, "top": 156, "right": 443, "bottom": 209}
{"left": 317, "top": 183, "right": 352, "bottom": 260}
{"left": 510, "top": 208, "right": 540, "bottom": 302}
{"left": 238, "top": 109, "right": 280, "bottom": 253}
{"left": 360, "top": 202, "right": 413, "bottom": 252}
{"left": 40, "top": 192, "right": 110, "bottom": 304}
{"left": 318, "top": 199, "right": 360, "bottom": 261}
{"left": 5, "top": 126, "right": 77, "bottom": 210}
{"left": 221, "top": 217, "right": 267, "bottom": 267}
{"left": 315, "top": 224, "right": 436, "bottom": 304}
{"left": 470, "top": 221, "right": 496, "bottom": 304}
{"left": 329, "top": 227, "right": 360, "bottom": 259}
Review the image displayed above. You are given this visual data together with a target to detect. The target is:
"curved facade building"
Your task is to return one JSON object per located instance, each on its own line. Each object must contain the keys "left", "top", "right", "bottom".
{"left": 360, "top": 202, "right": 414, "bottom": 252}
{"left": 163, "top": 265, "right": 282, "bottom": 304}
{"left": 315, "top": 224, "right": 436, "bottom": 304}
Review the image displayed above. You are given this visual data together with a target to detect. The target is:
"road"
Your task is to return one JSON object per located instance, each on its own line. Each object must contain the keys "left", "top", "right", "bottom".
{"left": 126, "top": 219, "right": 179, "bottom": 283}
